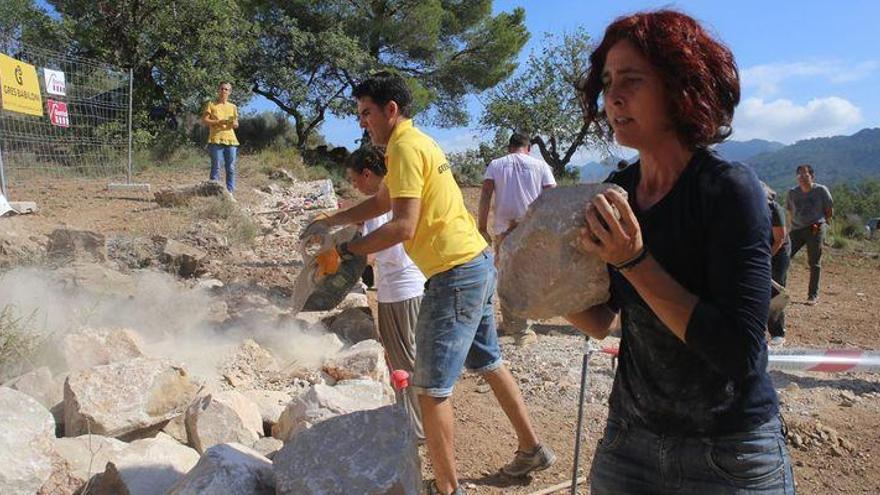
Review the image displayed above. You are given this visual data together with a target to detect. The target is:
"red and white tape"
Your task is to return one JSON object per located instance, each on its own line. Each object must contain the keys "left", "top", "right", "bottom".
{"left": 598, "top": 347, "right": 880, "bottom": 373}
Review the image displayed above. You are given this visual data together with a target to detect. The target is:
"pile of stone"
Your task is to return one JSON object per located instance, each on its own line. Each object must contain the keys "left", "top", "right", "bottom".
{"left": 1, "top": 311, "right": 417, "bottom": 493}
{"left": 0, "top": 178, "right": 423, "bottom": 493}
{"left": 254, "top": 178, "right": 338, "bottom": 233}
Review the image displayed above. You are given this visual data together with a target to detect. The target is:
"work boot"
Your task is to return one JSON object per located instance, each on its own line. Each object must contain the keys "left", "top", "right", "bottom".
{"left": 501, "top": 443, "right": 557, "bottom": 477}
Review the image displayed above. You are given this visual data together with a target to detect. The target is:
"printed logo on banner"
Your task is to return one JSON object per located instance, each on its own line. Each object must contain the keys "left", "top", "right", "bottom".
{"left": 0, "top": 53, "right": 43, "bottom": 116}
{"left": 44, "top": 68, "right": 66, "bottom": 96}
{"left": 47, "top": 99, "right": 70, "bottom": 127}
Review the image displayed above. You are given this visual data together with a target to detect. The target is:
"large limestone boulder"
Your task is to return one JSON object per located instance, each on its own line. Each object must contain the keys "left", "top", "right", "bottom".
{"left": 64, "top": 358, "right": 198, "bottom": 438}
{"left": 219, "top": 339, "right": 283, "bottom": 389}
{"left": 241, "top": 389, "right": 292, "bottom": 428}
{"left": 154, "top": 181, "right": 232, "bottom": 207}
{"left": 337, "top": 291, "right": 369, "bottom": 311}
{"left": 328, "top": 307, "right": 376, "bottom": 344}
{"left": 53, "top": 434, "right": 128, "bottom": 482}
{"left": 3, "top": 366, "right": 63, "bottom": 417}
{"left": 91, "top": 433, "right": 199, "bottom": 495}
{"left": 167, "top": 443, "right": 274, "bottom": 495}
{"left": 52, "top": 261, "right": 138, "bottom": 298}
{"left": 47, "top": 227, "right": 106, "bottom": 262}
{"left": 0, "top": 387, "right": 57, "bottom": 494}
{"left": 37, "top": 450, "right": 83, "bottom": 495}
{"left": 185, "top": 390, "right": 263, "bottom": 453}
{"left": 59, "top": 326, "right": 145, "bottom": 372}
{"left": 162, "top": 413, "right": 189, "bottom": 444}
{"left": 252, "top": 437, "right": 284, "bottom": 459}
{"left": 498, "top": 183, "right": 624, "bottom": 319}
{"left": 322, "top": 339, "right": 388, "bottom": 383}
{"left": 272, "top": 379, "right": 393, "bottom": 442}
{"left": 162, "top": 239, "right": 208, "bottom": 277}
{"left": 274, "top": 404, "right": 420, "bottom": 494}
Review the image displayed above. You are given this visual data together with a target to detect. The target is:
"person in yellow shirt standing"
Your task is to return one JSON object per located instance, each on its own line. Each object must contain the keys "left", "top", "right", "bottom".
{"left": 201, "top": 81, "right": 239, "bottom": 194}
{"left": 303, "top": 72, "right": 554, "bottom": 495}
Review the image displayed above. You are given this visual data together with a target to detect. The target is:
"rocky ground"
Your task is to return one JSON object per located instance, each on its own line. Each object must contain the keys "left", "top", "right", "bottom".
{"left": 1, "top": 164, "right": 878, "bottom": 494}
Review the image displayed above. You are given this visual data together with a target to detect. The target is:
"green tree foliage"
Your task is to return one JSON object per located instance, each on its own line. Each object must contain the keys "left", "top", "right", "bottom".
{"left": 0, "top": 0, "right": 67, "bottom": 53}
{"left": 829, "top": 180, "right": 880, "bottom": 221}
{"left": 480, "top": 28, "right": 604, "bottom": 179}
{"left": 47, "top": 0, "right": 256, "bottom": 135}
{"left": 243, "top": 0, "right": 529, "bottom": 147}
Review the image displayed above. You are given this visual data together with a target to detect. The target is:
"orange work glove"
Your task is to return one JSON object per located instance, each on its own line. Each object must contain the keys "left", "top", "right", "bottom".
{"left": 315, "top": 247, "right": 341, "bottom": 277}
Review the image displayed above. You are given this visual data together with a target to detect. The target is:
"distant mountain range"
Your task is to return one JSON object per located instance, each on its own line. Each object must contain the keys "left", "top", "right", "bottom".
{"left": 745, "top": 128, "right": 880, "bottom": 191}
{"left": 575, "top": 128, "right": 880, "bottom": 191}
{"left": 714, "top": 139, "right": 786, "bottom": 162}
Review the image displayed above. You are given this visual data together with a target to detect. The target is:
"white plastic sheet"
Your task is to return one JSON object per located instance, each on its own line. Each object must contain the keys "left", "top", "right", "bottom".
{"left": 0, "top": 193, "right": 12, "bottom": 217}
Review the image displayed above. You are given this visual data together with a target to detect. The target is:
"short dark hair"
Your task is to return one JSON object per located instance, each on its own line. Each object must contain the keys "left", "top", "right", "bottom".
{"left": 796, "top": 164, "right": 814, "bottom": 178}
{"left": 508, "top": 133, "right": 531, "bottom": 149}
{"left": 352, "top": 71, "right": 413, "bottom": 118}
{"left": 578, "top": 10, "right": 740, "bottom": 149}
{"left": 345, "top": 146, "right": 387, "bottom": 177}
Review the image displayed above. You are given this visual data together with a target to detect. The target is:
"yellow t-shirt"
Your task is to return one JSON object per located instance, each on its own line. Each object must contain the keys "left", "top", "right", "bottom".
{"left": 204, "top": 101, "right": 239, "bottom": 145}
{"left": 384, "top": 119, "right": 487, "bottom": 278}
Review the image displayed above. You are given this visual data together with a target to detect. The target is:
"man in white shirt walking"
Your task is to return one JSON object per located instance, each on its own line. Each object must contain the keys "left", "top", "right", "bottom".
{"left": 346, "top": 146, "right": 426, "bottom": 439}
{"left": 478, "top": 133, "right": 556, "bottom": 345}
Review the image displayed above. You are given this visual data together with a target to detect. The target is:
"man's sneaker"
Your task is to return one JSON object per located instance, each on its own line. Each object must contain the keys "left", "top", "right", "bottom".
{"left": 424, "top": 480, "right": 466, "bottom": 495}
{"left": 769, "top": 336, "right": 785, "bottom": 347}
{"left": 501, "top": 444, "right": 557, "bottom": 477}
{"left": 806, "top": 295, "right": 819, "bottom": 306}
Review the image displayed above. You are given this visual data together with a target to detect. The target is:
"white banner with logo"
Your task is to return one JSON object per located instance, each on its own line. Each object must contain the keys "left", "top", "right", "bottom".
{"left": 44, "top": 68, "right": 66, "bottom": 96}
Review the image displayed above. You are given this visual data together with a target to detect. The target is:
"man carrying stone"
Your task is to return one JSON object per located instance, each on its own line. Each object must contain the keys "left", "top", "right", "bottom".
{"left": 478, "top": 133, "right": 556, "bottom": 346}
{"left": 344, "top": 145, "right": 427, "bottom": 441}
{"left": 302, "top": 72, "right": 554, "bottom": 495}
{"left": 786, "top": 164, "right": 833, "bottom": 305}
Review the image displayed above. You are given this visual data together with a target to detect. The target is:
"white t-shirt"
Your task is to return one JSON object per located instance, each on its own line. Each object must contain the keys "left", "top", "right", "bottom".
{"left": 484, "top": 152, "right": 556, "bottom": 234}
{"left": 362, "top": 212, "right": 427, "bottom": 303}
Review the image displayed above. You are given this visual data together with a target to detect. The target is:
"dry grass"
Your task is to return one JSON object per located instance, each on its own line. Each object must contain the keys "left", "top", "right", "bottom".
{"left": 0, "top": 304, "right": 50, "bottom": 382}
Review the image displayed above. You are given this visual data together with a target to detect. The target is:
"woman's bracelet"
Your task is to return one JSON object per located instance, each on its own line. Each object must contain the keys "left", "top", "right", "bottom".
{"left": 612, "top": 247, "right": 649, "bottom": 271}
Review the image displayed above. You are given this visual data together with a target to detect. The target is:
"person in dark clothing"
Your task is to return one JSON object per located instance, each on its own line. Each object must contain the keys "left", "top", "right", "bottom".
{"left": 764, "top": 183, "right": 791, "bottom": 345}
{"left": 569, "top": 10, "right": 794, "bottom": 494}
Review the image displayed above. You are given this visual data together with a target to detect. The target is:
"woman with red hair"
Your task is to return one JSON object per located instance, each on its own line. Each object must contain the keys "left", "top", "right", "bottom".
{"left": 566, "top": 10, "right": 795, "bottom": 494}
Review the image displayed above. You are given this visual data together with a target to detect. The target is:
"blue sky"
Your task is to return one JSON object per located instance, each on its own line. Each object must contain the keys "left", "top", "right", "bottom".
{"left": 246, "top": 0, "right": 880, "bottom": 161}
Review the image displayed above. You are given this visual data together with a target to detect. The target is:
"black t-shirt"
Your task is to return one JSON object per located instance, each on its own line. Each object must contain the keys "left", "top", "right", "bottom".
{"left": 604, "top": 149, "right": 779, "bottom": 435}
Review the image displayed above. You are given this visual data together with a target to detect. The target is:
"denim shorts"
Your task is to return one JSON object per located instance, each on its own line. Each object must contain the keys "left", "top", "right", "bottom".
{"left": 412, "top": 250, "right": 503, "bottom": 397}
{"left": 590, "top": 415, "right": 796, "bottom": 494}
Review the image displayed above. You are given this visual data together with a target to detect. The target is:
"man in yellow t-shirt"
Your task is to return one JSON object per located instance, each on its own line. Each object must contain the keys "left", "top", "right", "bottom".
{"left": 201, "top": 81, "right": 239, "bottom": 193}
{"left": 303, "top": 72, "right": 554, "bottom": 495}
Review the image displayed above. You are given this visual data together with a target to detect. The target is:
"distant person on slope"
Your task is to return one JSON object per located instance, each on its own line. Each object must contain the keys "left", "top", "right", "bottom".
{"left": 201, "top": 81, "right": 239, "bottom": 195}
{"left": 478, "top": 132, "right": 556, "bottom": 346}
{"left": 786, "top": 164, "right": 833, "bottom": 305}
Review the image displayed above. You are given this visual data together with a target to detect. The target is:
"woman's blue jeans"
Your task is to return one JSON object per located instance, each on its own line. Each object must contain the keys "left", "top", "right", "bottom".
{"left": 590, "top": 415, "right": 796, "bottom": 494}
{"left": 208, "top": 144, "right": 237, "bottom": 192}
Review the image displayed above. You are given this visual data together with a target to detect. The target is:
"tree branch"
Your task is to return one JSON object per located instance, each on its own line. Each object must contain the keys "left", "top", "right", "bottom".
{"left": 561, "top": 122, "right": 592, "bottom": 167}
{"left": 251, "top": 84, "right": 297, "bottom": 116}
